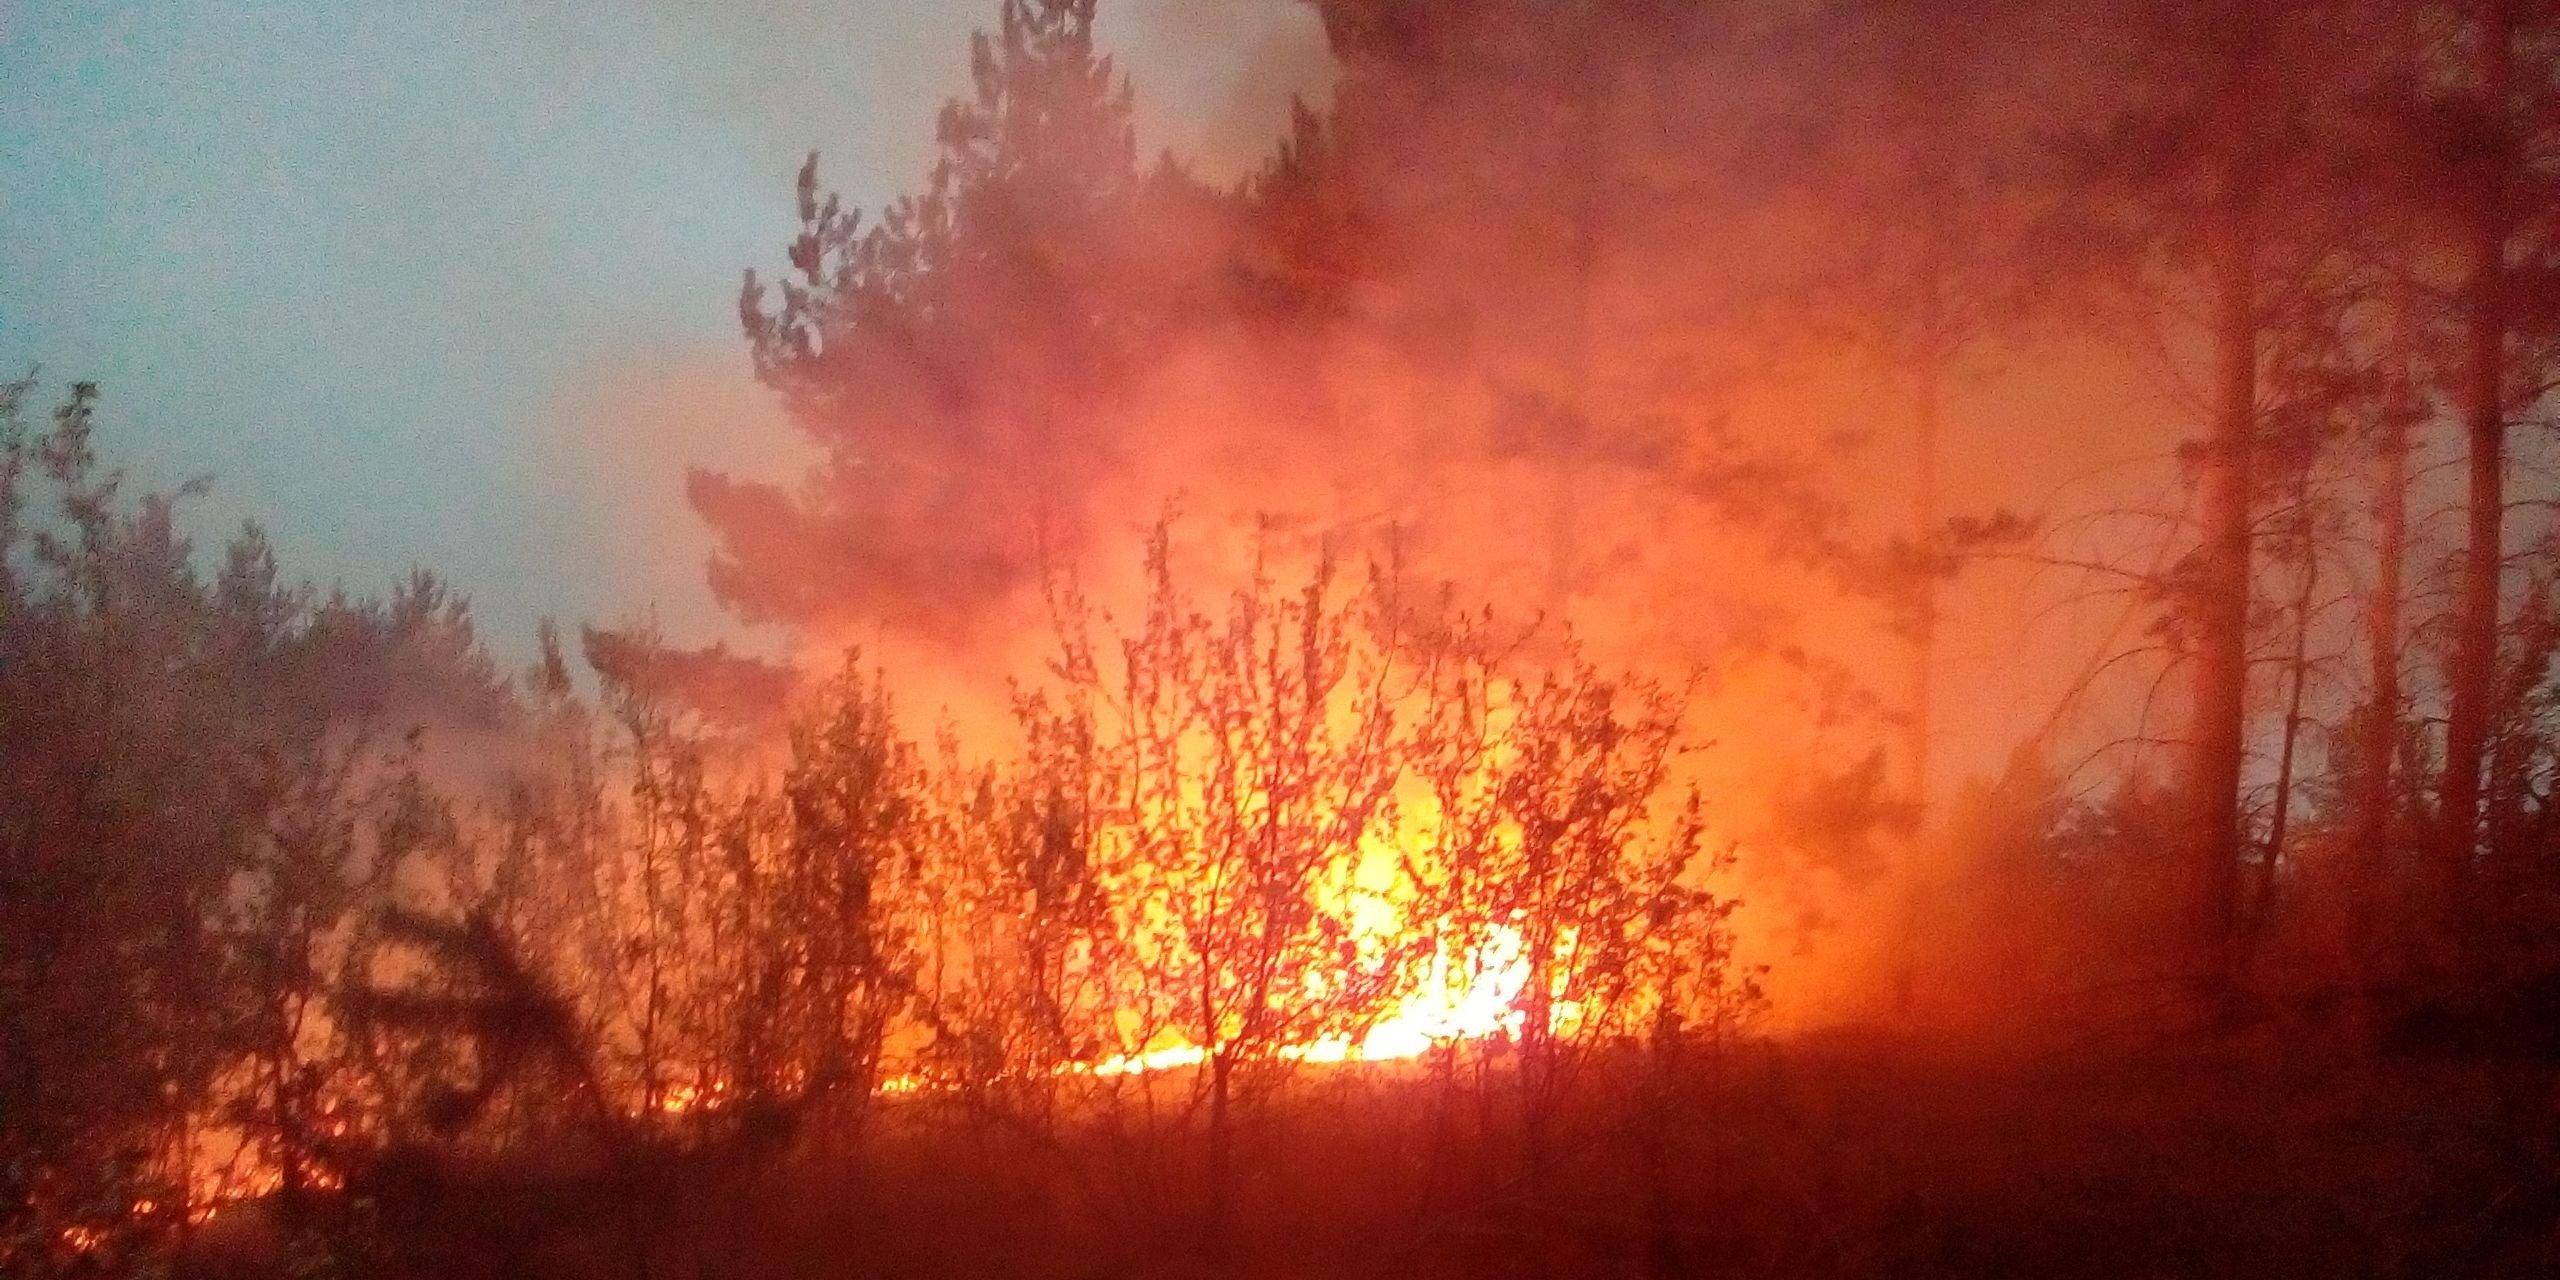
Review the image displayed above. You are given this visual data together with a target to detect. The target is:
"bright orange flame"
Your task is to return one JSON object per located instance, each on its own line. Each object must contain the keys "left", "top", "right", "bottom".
{"left": 1068, "top": 920, "right": 1581, "bottom": 1077}
{"left": 657, "top": 1080, "right": 731, "bottom": 1115}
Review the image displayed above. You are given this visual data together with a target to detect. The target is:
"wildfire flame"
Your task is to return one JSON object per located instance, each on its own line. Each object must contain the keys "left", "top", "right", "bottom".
{"left": 1053, "top": 921, "right": 1576, "bottom": 1079}
{"left": 857, "top": 921, "right": 1574, "bottom": 1094}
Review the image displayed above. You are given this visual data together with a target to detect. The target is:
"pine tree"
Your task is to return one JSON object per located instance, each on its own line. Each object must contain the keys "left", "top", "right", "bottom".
{"left": 703, "top": 0, "right": 1209, "bottom": 639}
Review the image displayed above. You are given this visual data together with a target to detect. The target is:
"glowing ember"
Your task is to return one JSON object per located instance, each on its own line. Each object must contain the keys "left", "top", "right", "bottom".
{"left": 657, "top": 1081, "right": 730, "bottom": 1114}
{"left": 1088, "top": 1044, "right": 1211, "bottom": 1077}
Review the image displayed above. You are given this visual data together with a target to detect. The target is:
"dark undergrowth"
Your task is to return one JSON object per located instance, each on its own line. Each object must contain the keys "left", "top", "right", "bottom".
{"left": 182, "top": 1025, "right": 2560, "bottom": 1280}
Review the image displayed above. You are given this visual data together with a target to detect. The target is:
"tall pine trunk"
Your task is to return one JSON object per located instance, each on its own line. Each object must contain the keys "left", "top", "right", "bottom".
{"left": 2354, "top": 244, "right": 2415, "bottom": 932}
{"left": 2439, "top": 0, "right": 2514, "bottom": 940}
{"left": 2191, "top": 121, "right": 2259, "bottom": 987}
{"left": 2350, "top": 0, "right": 2422, "bottom": 965}
{"left": 2255, "top": 477, "right": 2320, "bottom": 965}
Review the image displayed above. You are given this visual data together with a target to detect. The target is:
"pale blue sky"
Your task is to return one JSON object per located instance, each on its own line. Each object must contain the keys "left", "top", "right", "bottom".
{"left": 0, "top": 0, "right": 1324, "bottom": 650}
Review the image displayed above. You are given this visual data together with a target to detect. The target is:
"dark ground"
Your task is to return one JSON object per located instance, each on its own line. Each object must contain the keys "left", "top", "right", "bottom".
{"left": 212, "top": 1018, "right": 2559, "bottom": 1280}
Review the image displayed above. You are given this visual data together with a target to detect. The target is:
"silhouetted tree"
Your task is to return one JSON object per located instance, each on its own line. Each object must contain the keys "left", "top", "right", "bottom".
{"left": 0, "top": 379, "right": 516, "bottom": 1274}
{"left": 1044, "top": 525, "right": 1408, "bottom": 1243}
{"left": 709, "top": 0, "right": 1222, "bottom": 640}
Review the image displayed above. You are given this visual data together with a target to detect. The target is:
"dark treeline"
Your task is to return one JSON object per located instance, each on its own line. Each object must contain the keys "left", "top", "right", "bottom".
{"left": 0, "top": 374, "right": 1752, "bottom": 1276}
{"left": 11, "top": 0, "right": 2560, "bottom": 1275}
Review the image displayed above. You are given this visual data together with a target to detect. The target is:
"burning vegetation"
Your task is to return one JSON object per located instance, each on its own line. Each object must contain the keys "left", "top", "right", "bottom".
{"left": 11, "top": 0, "right": 2560, "bottom": 1275}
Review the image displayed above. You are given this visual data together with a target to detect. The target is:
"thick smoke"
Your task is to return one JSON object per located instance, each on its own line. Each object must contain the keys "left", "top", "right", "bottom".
{"left": 671, "top": 0, "right": 2411, "bottom": 1023}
